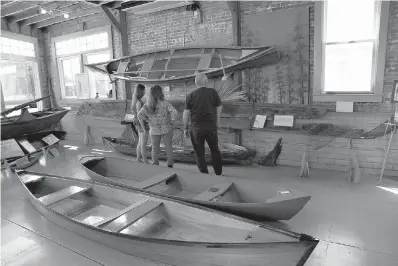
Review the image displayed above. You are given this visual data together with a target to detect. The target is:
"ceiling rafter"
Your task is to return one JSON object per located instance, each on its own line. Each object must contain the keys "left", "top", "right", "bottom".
{"left": 19, "top": 2, "right": 91, "bottom": 27}
{"left": 1, "top": 1, "right": 39, "bottom": 17}
{"left": 7, "top": 1, "right": 78, "bottom": 24}
{"left": 32, "top": 6, "right": 103, "bottom": 29}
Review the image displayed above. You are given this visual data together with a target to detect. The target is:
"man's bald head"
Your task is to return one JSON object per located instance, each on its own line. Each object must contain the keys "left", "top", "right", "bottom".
{"left": 195, "top": 72, "right": 208, "bottom": 87}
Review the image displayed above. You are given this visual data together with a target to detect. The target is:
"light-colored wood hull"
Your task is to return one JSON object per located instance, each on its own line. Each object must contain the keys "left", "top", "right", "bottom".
{"left": 79, "top": 155, "right": 311, "bottom": 221}
{"left": 86, "top": 45, "right": 280, "bottom": 85}
{"left": 1, "top": 109, "right": 69, "bottom": 140}
{"left": 15, "top": 170, "right": 317, "bottom": 266}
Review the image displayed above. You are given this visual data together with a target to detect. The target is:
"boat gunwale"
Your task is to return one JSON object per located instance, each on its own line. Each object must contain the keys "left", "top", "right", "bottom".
{"left": 15, "top": 169, "right": 317, "bottom": 247}
{"left": 109, "top": 46, "right": 279, "bottom": 83}
{"left": 78, "top": 154, "right": 311, "bottom": 208}
{"left": 87, "top": 45, "right": 276, "bottom": 67}
{"left": 1, "top": 109, "right": 69, "bottom": 125}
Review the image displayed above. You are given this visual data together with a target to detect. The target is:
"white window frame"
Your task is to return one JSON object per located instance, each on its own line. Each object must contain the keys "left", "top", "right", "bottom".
{"left": 51, "top": 26, "right": 115, "bottom": 100}
{"left": 0, "top": 30, "right": 43, "bottom": 110}
{"left": 313, "top": 1, "right": 390, "bottom": 102}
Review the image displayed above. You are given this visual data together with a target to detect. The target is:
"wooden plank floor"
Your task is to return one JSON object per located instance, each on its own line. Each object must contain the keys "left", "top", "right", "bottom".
{"left": 2, "top": 139, "right": 398, "bottom": 266}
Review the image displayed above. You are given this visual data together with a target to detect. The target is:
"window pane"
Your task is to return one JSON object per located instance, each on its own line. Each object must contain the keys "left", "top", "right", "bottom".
{"left": 0, "top": 61, "right": 38, "bottom": 105}
{"left": 324, "top": 42, "right": 374, "bottom": 92}
{"left": 325, "top": 0, "right": 377, "bottom": 42}
{"left": 85, "top": 51, "right": 111, "bottom": 98}
{"left": 60, "top": 56, "right": 81, "bottom": 98}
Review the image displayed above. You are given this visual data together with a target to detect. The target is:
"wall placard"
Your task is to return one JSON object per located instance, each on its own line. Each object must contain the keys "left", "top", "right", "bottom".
{"left": 273, "top": 115, "right": 294, "bottom": 127}
{"left": 42, "top": 134, "right": 60, "bottom": 146}
{"left": 253, "top": 115, "right": 267, "bottom": 128}
{"left": 18, "top": 139, "right": 36, "bottom": 153}
{"left": 1, "top": 139, "right": 25, "bottom": 159}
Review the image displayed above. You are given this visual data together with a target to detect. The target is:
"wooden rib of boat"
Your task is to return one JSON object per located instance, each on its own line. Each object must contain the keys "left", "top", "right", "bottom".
{"left": 79, "top": 155, "right": 311, "bottom": 221}
{"left": 85, "top": 45, "right": 280, "bottom": 84}
{"left": 1, "top": 107, "right": 69, "bottom": 140}
{"left": 3, "top": 131, "right": 67, "bottom": 162}
{"left": 15, "top": 169, "right": 318, "bottom": 266}
{"left": 102, "top": 136, "right": 256, "bottom": 165}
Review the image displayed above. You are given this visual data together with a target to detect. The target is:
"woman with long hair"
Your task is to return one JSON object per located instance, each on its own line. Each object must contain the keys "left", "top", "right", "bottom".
{"left": 138, "top": 85, "right": 179, "bottom": 168}
{"left": 131, "top": 84, "right": 149, "bottom": 163}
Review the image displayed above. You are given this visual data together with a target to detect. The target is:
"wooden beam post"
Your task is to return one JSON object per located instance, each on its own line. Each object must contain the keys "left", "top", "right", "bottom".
{"left": 119, "top": 10, "right": 131, "bottom": 100}
{"left": 227, "top": 1, "right": 243, "bottom": 145}
{"left": 101, "top": 6, "right": 121, "bottom": 34}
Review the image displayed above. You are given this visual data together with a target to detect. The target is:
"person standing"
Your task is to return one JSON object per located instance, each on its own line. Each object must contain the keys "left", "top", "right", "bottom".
{"left": 131, "top": 84, "right": 149, "bottom": 163}
{"left": 182, "top": 73, "right": 223, "bottom": 175}
{"left": 138, "top": 85, "right": 179, "bottom": 168}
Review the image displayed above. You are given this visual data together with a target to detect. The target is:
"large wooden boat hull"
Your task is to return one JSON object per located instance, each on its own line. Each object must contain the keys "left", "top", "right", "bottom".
{"left": 3, "top": 130, "right": 67, "bottom": 162}
{"left": 1, "top": 108, "right": 69, "bottom": 140}
{"left": 102, "top": 136, "right": 256, "bottom": 165}
{"left": 86, "top": 45, "right": 280, "bottom": 84}
{"left": 15, "top": 170, "right": 318, "bottom": 266}
{"left": 79, "top": 155, "right": 311, "bottom": 221}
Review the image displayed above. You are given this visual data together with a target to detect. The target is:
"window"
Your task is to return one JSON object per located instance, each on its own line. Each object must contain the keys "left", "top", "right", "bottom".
{"left": 0, "top": 37, "right": 35, "bottom": 57}
{"left": 0, "top": 31, "right": 41, "bottom": 114}
{"left": 53, "top": 27, "right": 114, "bottom": 100}
{"left": 314, "top": 1, "right": 389, "bottom": 102}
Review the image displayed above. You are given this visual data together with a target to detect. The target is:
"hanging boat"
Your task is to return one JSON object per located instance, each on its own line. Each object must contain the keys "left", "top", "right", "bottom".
{"left": 85, "top": 45, "right": 280, "bottom": 84}
{"left": 79, "top": 155, "right": 311, "bottom": 221}
{"left": 15, "top": 169, "right": 318, "bottom": 266}
{"left": 1, "top": 107, "right": 69, "bottom": 140}
{"left": 2, "top": 130, "right": 67, "bottom": 162}
{"left": 102, "top": 136, "right": 256, "bottom": 165}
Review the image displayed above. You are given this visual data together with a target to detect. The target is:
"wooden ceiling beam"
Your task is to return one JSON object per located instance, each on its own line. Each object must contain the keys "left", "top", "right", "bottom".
{"left": 101, "top": 6, "right": 120, "bottom": 34}
{"left": 19, "top": 2, "right": 87, "bottom": 27}
{"left": 8, "top": 1, "right": 77, "bottom": 24}
{"left": 32, "top": 6, "right": 102, "bottom": 28}
{"left": 0, "top": 1, "right": 18, "bottom": 7}
{"left": 1, "top": 1, "right": 39, "bottom": 17}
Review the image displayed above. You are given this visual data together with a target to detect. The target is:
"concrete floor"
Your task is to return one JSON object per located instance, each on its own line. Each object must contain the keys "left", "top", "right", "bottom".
{"left": 1, "top": 140, "right": 398, "bottom": 265}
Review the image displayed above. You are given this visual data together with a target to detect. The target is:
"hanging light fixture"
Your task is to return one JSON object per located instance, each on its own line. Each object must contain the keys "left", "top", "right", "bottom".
{"left": 63, "top": 13, "right": 69, "bottom": 18}
{"left": 40, "top": 7, "right": 47, "bottom": 14}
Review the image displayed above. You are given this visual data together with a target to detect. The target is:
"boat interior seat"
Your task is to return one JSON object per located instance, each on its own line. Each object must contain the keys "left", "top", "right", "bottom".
{"left": 133, "top": 173, "right": 177, "bottom": 189}
{"left": 38, "top": 185, "right": 92, "bottom": 206}
{"left": 20, "top": 173, "right": 45, "bottom": 185}
{"left": 193, "top": 182, "right": 234, "bottom": 201}
{"left": 96, "top": 199, "right": 163, "bottom": 233}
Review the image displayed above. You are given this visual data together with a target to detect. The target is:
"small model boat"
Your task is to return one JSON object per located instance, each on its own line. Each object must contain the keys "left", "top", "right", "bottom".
{"left": 1, "top": 108, "right": 69, "bottom": 140}
{"left": 102, "top": 136, "right": 256, "bottom": 165}
{"left": 85, "top": 45, "right": 280, "bottom": 84}
{"left": 79, "top": 155, "right": 311, "bottom": 221}
{"left": 15, "top": 169, "right": 318, "bottom": 266}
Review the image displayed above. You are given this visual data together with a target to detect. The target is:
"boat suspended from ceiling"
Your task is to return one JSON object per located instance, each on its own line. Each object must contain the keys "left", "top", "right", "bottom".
{"left": 85, "top": 45, "right": 281, "bottom": 85}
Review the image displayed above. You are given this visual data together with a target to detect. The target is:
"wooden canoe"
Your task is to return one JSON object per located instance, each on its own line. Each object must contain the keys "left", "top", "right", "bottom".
{"left": 79, "top": 155, "right": 311, "bottom": 221}
{"left": 102, "top": 136, "right": 256, "bottom": 165}
{"left": 1, "top": 107, "right": 69, "bottom": 140}
{"left": 2, "top": 130, "right": 67, "bottom": 162}
{"left": 15, "top": 169, "right": 318, "bottom": 266}
{"left": 85, "top": 45, "right": 280, "bottom": 84}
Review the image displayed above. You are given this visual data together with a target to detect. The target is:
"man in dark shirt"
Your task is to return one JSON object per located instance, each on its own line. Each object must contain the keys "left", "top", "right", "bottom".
{"left": 183, "top": 73, "right": 223, "bottom": 175}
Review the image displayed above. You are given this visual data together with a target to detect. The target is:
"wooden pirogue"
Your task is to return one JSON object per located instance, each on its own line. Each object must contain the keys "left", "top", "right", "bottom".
{"left": 102, "top": 136, "right": 256, "bottom": 165}
{"left": 79, "top": 155, "right": 311, "bottom": 221}
{"left": 15, "top": 169, "right": 318, "bottom": 266}
{"left": 1, "top": 108, "right": 69, "bottom": 140}
{"left": 85, "top": 45, "right": 280, "bottom": 84}
{"left": 2, "top": 130, "right": 67, "bottom": 162}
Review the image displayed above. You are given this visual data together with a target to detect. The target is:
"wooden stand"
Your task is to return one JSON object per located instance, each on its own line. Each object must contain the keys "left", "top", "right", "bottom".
{"left": 348, "top": 140, "right": 361, "bottom": 184}
{"left": 300, "top": 146, "right": 310, "bottom": 177}
{"left": 379, "top": 117, "right": 397, "bottom": 185}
